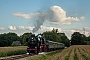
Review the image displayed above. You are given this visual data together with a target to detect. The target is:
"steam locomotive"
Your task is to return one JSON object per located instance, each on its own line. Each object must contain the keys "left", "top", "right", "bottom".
{"left": 26, "top": 34, "right": 65, "bottom": 54}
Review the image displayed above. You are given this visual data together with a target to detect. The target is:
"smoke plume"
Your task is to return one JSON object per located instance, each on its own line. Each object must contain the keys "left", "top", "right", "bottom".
{"left": 13, "top": 5, "right": 85, "bottom": 33}
{"left": 32, "top": 12, "right": 48, "bottom": 33}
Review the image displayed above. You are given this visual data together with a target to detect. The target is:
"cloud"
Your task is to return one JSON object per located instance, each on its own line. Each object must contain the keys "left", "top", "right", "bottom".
{"left": 18, "top": 26, "right": 25, "bottom": 30}
{"left": 85, "top": 27, "right": 90, "bottom": 31}
{"left": 13, "top": 5, "right": 85, "bottom": 32}
{"left": 80, "top": 16, "right": 85, "bottom": 20}
{"left": 41, "top": 26, "right": 62, "bottom": 32}
{"left": 36, "top": 26, "right": 90, "bottom": 39}
{"left": 63, "top": 27, "right": 90, "bottom": 39}
{"left": 8, "top": 26, "right": 34, "bottom": 31}
{"left": 8, "top": 26, "right": 17, "bottom": 30}
{"left": 25, "top": 26, "right": 34, "bottom": 30}
{"left": 7, "top": 25, "right": 90, "bottom": 39}
{"left": 48, "top": 6, "right": 84, "bottom": 24}
{"left": 34, "top": 26, "right": 62, "bottom": 34}
{"left": 13, "top": 12, "right": 31, "bottom": 19}
{"left": 78, "top": 27, "right": 90, "bottom": 36}
{"left": 0, "top": 27, "right": 5, "bottom": 30}
{"left": 18, "top": 26, "right": 34, "bottom": 30}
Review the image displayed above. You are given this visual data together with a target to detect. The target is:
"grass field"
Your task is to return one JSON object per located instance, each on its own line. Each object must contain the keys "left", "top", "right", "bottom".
{"left": 0, "top": 46, "right": 27, "bottom": 57}
{"left": 28, "top": 45, "right": 90, "bottom": 60}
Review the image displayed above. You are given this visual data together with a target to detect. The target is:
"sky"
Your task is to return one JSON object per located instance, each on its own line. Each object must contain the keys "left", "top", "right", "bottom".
{"left": 0, "top": 0, "right": 90, "bottom": 39}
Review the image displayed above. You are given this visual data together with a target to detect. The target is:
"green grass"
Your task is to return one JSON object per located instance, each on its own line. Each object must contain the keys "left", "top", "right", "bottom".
{"left": 64, "top": 49, "right": 72, "bottom": 60}
{"left": 28, "top": 50, "right": 63, "bottom": 60}
{"left": 46, "top": 50, "right": 62, "bottom": 56}
{"left": 78, "top": 48, "right": 90, "bottom": 60}
{"left": 73, "top": 48, "right": 79, "bottom": 60}
{"left": 82, "top": 54, "right": 89, "bottom": 60}
{"left": 65, "top": 56, "right": 69, "bottom": 60}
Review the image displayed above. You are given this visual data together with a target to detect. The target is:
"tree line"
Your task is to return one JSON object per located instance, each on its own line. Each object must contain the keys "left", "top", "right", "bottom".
{"left": 0, "top": 29, "right": 90, "bottom": 47}
{"left": 71, "top": 32, "right": 90, "bottom": 45}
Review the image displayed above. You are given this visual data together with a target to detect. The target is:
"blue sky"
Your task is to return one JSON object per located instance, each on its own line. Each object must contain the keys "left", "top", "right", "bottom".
{"left": 0, "top": 0, "right": 90, "bottom": 38}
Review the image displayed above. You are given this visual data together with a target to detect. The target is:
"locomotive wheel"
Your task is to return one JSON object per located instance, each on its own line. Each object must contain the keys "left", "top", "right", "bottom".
{"left": 35, "top": 48, "right": 39, "bottom": 54}
{"left": 35, "top": 50, "right": 38, "bottom": 54}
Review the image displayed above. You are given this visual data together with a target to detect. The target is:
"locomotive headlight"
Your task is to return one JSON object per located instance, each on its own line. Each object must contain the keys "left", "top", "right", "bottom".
{"left": 32, "top": 37, "right": 33, "bottom": 39}
{"left": 35, "top": 47, "right": 37, "bottom": 48}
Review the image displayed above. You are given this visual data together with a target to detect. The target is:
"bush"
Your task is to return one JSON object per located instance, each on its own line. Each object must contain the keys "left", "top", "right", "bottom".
{"left": 0, "top": 52, "right": 7, "bottom": 57}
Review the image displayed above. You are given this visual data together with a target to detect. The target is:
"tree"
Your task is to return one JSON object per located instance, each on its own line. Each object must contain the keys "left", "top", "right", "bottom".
{"left": 43, "top": 29, "right": 62, "bottom": 43}
{"left": 52, "top": 28, "right": 58, "bottom": 33}
{"left": 0, "top": 32, "right": 21, "bottom": 47}
{"left": 20, "top": 32, "right": 32, "bottom": 45}
{"left": 87, "top": 36, "right": 90, "bottom": 44}
{"left": 58, "top": 33, "right": 70, "bottom": 47}
{"left": 71, "top": 32, "right": 87, "bottom": 45}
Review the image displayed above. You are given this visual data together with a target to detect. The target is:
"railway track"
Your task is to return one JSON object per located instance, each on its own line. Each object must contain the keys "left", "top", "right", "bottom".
{"left": 0, "top": 54, "right": 33, "bottom": 60}
{"left": 0, "top": 52, "right": 47, "bottom": 60}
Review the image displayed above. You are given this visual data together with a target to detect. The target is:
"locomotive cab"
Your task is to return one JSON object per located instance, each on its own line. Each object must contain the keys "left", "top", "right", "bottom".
{"left": 39, "top": 37, "right": 47, "bottom": 52}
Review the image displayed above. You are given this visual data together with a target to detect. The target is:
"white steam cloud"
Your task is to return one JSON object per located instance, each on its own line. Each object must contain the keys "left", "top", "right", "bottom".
{"left": 8, "top": 26, "right": 17, "bottom": 30}
{"left": 13, "top": 12, "right": 31, "bottom": 19}
{"left": 8, "top": 26, "right": 34, "bottom": 31}
{"left": 0, "top": 27, "right": 5, "bottom": 30}
{"left": 13, "top": 5, "right": 85, "bottom": 33}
